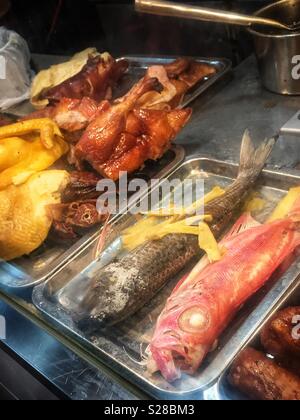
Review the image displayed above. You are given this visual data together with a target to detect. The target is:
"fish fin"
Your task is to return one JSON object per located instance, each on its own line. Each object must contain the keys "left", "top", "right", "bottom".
{"left": 238, "top": 130, "right": 276, "bottom": 180}
{"left": 223, "top": 212, "right": 261, "bottom": 240}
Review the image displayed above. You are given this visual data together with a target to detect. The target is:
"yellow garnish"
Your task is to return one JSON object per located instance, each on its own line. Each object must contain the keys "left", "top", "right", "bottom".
{"left": 268, "top": 187, "right": 300, "bottom": 222}
{"left": 142, "top": 186, "right": 226, "bottom": 218}
{"left": 122, "top": 186, "right": 224, "bottom": 259}
{"left": 243, "top": 192, "right": 266, "bottom": 213}
{"left": 122, "top": 216, "right": 159, "bottom": 251}
{"left": 198, "top": 222, "right": 222, "bottom": 263}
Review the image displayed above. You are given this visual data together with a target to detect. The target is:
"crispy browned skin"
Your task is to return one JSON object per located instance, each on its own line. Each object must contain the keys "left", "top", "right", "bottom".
{"left": 48, "top": 171, "right": 106, "bottom": 241}
{"left": 22, "top": 97, "right": 104, "bottom": 133}
{"left": 75, "top": 76, "right": 192, "bottom": 180}
{"left": 100, "top": 107, "right": 192, "bottom": 180}
{"left": 261, "top": 307, "right": 300, "bottom": 376}
{"left": 164, "top": 58, "right": 191, "bottom": 78}
{"left": 49, "top": 199, "right": 108, "bottom": 241}
{"left": 41, "top": 56, "right": 129, "bottom": 104}
{"left": 163, "top": 59, "right": 217, "bottom": 108}
{"left": 169, "top": 61, "right": 216, "bottom": 108}
{"left": 229, "top": 348, "right": 300, "bottom": 400}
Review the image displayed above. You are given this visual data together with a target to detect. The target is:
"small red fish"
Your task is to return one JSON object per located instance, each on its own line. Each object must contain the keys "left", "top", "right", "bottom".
{"left": 148, "top": 213, "right": 300, "bottom": 382}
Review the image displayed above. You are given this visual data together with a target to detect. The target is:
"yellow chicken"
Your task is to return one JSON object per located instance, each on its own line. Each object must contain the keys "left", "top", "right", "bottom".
{"left": 0, "top": 170, "right": 70, "bottom": 261}
{"left": 0, "top": 119, "right": 69, "bottom": 190}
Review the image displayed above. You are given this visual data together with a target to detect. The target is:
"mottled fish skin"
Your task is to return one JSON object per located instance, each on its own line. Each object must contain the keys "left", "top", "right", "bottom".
{"left": 79, "top": 234, "right": 199, "bottom": 328}
{"left": 78, "top": 131, "right": 276, "bottom": 327}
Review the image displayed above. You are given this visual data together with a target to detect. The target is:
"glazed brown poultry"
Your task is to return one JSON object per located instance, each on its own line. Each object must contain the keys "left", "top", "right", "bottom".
{"left": 62, "top": 171, "right": 102, "bottom": 202}
{"left": 138, "top": 58, "right": 217, "bottom": 110}
{"left": 99, "top": 107, "right": 192, "bottom": 180}
{"left": 39, "top": 55, "right": 129, "bottom": 105}
{"left": 47, "top": 171, "right": 107, "bottom": 241}
{"left": 23, "top": 97, "right": 102, "bottom": 133}
{"left": 75, "top": 76, "right": 192, "bottom": 180}
{"left": 24, "top": 58, "right": 211, "bottom": 137}
{"left": 229, "top": 348, "right": 300, "bottom": 400}
{"left": 49, "top": 199, "right": 107, "bottom": 241}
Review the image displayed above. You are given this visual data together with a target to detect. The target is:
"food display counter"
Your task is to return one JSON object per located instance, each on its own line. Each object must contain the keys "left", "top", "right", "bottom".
{"left": 1, "top": 52, "right": 300, "bottom": 400}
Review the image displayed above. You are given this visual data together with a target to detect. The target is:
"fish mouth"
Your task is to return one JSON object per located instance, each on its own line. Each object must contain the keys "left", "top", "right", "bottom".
{"left": 148, "top": 347, "right": 185, "bottom": 383}
{"left": 149, "top": 336, "right": 196, "bottom": 382}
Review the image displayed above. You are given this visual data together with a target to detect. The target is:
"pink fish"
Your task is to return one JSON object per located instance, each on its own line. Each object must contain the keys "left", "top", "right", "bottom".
{"left": 148, "top": 213, "right": 300, "bottom": 382}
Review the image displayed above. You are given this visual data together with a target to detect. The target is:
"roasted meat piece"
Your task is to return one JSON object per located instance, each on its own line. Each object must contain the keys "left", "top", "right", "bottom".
{"left": 100, "top": 107, "right": 192, "bottom": 180}
{"left": 0, "top": 170, "right": 70, "bottom": 260}
{"left": 229, "top": 348, "right": 300, "bottom": 400}
{"left": 40, "top": 55, "right": 129, "bottom": 104}
{"left": 47, "top": 170, "right": 107, "bottom": 241}
{"left": 62, "top": 171, "right": 102, "bottom": 202}
{"left": 49, "top": 199, "right": 108, "bottom": 241}
{"left": 138, "top": 58, "right": 217, "bottom": 110}
{"left": 261, "top": 307, "right": 300, "bottom": 375}
{"left": 261, "top": 307, "right": 300, "bottom": 359}
{"left": 75, "top": 75, "right": 191, "bottom": 180}
{"left": 22, "top": 97, "right": 106, "bottom": 133}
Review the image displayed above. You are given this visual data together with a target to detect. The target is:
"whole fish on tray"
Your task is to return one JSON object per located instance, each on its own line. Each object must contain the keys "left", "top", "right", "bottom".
{"left": 77, "top": 132, "right": 275, "bottom": 329}
{"left": 148, "top": 204, "right": 300, "bottom": 382}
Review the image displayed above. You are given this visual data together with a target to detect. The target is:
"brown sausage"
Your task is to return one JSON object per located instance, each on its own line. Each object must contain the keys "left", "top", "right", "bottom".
{"left": 261, "top": 307, "right": 300, "bottom": 375}
{"left": 228, "top": 348, "right": 300, "bottom": 400}
{"left": 261, "top": 307, "right": 300, "bottom": 358}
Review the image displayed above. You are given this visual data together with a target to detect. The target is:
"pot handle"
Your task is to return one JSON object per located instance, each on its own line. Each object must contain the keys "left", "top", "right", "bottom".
{"left": 135, "top": 0, "right": 290, "bottom": 31}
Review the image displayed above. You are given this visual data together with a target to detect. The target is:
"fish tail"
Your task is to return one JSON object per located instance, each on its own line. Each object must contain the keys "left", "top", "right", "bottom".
{"left": 238, "top": 130, "right": 276, "bottom": 180}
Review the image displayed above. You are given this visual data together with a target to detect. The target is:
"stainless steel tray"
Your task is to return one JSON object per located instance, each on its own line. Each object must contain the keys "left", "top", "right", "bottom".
{"left": 207, "top": 269, "right": 300, "bottom": 400}
{"left": 32, "top": 157, "right": 300, "bottom": 399}
{"left": 115, "top": 56, "right": 232, "bottom": 108}
{"left": 0, "top": 145, "right": 185, "bottom": 289}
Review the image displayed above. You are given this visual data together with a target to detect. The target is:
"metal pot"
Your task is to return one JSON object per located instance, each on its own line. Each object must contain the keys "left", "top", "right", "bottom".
{"left": 249, "top": 0, "right": 300, "bottom": 95}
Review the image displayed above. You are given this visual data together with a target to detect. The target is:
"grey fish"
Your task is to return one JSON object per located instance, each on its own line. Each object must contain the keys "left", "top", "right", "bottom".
{"left": 78, "top": 131, "right": 276, "bottom": 328}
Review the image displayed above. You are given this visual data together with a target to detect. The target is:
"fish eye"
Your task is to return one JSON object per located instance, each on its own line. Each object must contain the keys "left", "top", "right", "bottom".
{"left": 178, "top": 307, "right": 209, "bottom": 333}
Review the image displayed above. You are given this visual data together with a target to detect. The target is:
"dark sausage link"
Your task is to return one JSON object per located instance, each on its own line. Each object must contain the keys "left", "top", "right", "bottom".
{"left": 228, "top": 348, "right": 300, "bottom": 400}
{"left": 261, "top": 307, "right": 300, "bottom": 376}
{"left": 261, "top": 307, "right": 300, "bottom": 359}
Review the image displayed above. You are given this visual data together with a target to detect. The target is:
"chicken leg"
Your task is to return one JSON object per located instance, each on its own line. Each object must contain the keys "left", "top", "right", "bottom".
{"left": 75, "top": 77, "right": 162, "bottom": 171}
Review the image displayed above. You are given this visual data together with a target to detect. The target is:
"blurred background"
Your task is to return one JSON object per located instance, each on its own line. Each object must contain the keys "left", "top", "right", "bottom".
{"left": 0, "top": 0, "right": 271, "bottom": 65}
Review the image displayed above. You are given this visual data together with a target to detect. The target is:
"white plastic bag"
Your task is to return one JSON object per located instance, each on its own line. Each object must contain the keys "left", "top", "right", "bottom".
{"left": 0, "top": 27, "right": 33, "bottom": 110}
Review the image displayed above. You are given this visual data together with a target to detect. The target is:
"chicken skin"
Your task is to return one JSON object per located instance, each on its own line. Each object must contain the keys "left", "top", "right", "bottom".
{"left": 75, "top": 76, "right": 192, "bottom": 180}
{"left": 40, "top": 55, "right": 129, "bottom": 104}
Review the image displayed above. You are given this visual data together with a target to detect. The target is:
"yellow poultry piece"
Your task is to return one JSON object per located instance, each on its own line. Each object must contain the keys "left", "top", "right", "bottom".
{"left": 0, "top": 118, "right": 69, "bottom": 190}
{"left": 0, "top": 118, "right": 63, "bottom": 149}
{"left": 0, "top": 134, "right": 69, "bottom": 190}
{"left": 0, "top": 170, "right": 70, "bottom": 261}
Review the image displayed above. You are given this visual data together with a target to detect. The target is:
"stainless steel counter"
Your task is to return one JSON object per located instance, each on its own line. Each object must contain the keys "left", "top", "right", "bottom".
{"left": 1, "top": 54, "right": 300, "bottom": 400}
